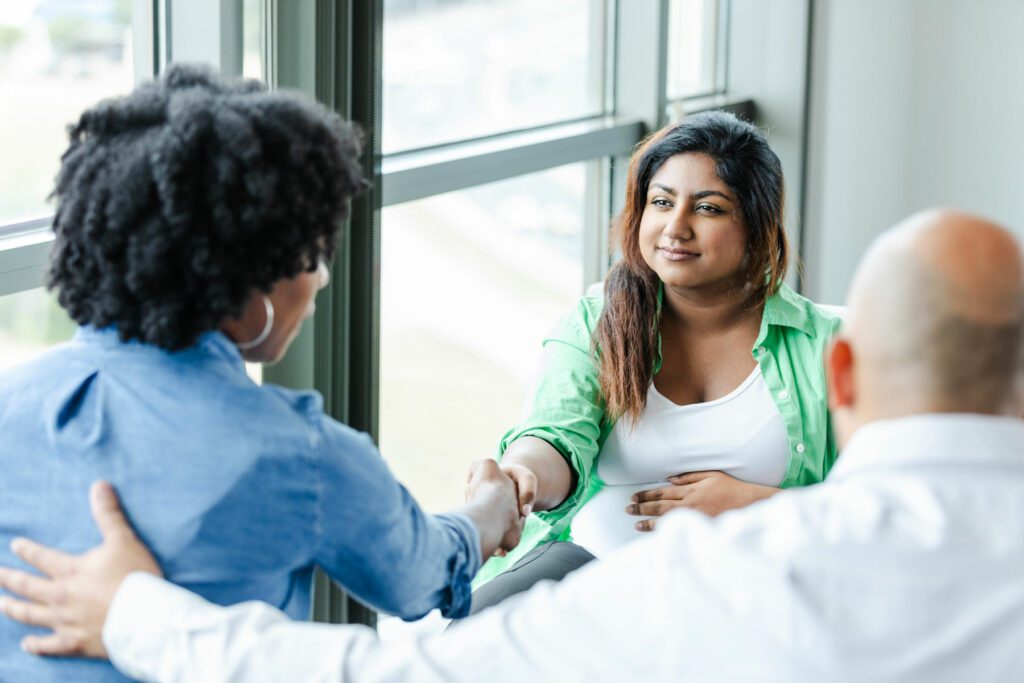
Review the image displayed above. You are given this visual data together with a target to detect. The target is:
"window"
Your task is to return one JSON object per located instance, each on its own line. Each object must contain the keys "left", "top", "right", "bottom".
{"left": 379, "top": 163, "right": 588, "bottom": 512}
{"left": 0, "top": 287, "right": 74, "bottom": 370}
{"left": 666, "top": 0, "right": 726, "bottom": 102}
{"left": 242, "top": 0, "right": 263, "bottom": 81}
{"left": 0, "top": 0, "right": 136, "bottom": 228}
{"left": 382, "top": 0, "right": 607, "bottom": 153}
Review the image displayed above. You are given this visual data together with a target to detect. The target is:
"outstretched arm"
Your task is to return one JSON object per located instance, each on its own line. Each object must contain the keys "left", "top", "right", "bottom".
{"left": 311, "top": 426, "right": 521, "bottom": 620}
{"left": 0, "top": 481, "right": 667, "bottom": 683}
{"left": 496, "top": 436, "right": 575, "bottom": 516}
{"left": 0, "top": 482, "right": 782, "bottom": 683}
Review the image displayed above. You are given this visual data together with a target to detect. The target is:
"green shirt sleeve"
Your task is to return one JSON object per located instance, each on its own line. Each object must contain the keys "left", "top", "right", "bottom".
{"left": 495, "top": 295, "right": 608, "bottom": 516}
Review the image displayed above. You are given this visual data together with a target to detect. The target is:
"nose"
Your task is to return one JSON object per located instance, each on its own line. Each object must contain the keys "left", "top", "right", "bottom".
{"left": 663, "top": 206, "right": 695, "bottom": 242}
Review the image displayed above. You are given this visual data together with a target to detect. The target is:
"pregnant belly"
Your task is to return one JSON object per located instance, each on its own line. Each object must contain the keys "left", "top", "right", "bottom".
{"left": 570, "top": 482, "right": 663, "bottom": 558}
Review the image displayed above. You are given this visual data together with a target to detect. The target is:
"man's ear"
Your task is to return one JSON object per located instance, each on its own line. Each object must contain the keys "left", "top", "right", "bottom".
{"left": 827, "top": 337, "right": 856, "bottom": 411}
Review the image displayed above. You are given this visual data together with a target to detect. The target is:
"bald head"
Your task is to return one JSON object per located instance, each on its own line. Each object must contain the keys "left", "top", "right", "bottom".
{"left": 844, "top": 209, "right": 1024, "bottom": 417}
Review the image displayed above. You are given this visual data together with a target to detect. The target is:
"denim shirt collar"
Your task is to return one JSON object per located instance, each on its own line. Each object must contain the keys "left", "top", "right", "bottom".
{"left": 72, "top": 326, "right": 247, "bottom": 373}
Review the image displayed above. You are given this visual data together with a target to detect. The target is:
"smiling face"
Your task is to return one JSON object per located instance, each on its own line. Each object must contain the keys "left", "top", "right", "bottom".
{"left": 638, "top": 153, "right": 748, "bottom": 294}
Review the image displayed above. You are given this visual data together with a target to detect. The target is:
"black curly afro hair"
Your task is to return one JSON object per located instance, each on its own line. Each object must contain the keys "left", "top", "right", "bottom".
{"left": 47, "top": 63, "right": 367, "bottom": 351}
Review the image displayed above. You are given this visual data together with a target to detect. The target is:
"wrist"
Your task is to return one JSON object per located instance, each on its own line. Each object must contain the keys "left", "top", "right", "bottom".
{"left": 458, "top": 498, "right": 507, "bottom": 555}
{"left": 747, "top": 483, "right": 779, "bottom": 505}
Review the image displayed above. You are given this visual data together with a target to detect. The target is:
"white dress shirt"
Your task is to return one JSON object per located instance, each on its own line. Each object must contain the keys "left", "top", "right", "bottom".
{"left": 104, "top": 414, "right": 1024, "bottom": 683}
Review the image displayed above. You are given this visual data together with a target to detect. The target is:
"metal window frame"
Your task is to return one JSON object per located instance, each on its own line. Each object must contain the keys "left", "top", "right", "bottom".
{"left": 381, "top": 117, "right": 644, "bottom": 208}
{"left": 0, "top": 1, "right": 163, "bottom": 296}
{"left": 665, "top": 0, "right": 730, "bottom": 104}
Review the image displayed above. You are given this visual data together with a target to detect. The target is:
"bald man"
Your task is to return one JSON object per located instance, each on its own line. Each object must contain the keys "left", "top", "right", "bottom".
{"left": 1, "top": 209, "right": 1023, "bottom": 682}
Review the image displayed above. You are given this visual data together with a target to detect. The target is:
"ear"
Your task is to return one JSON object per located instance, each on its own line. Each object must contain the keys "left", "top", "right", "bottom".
{"left": 826, "top": 337, "right": 856, "bottom": 411}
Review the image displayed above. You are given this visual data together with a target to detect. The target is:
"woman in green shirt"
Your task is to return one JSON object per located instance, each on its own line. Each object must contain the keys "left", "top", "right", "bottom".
{"left": 467, "top": 111, "right": 841, "bottom": 612}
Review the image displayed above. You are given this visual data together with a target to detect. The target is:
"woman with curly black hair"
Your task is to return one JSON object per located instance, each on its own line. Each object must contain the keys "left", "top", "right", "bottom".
{"left": 0, "top": 64, "right": 521, "bottom": 682}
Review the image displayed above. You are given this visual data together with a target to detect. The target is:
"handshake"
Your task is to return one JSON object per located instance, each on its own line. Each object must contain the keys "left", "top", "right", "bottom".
{"left": 462, "top": 460, "right": 536, "bottom": 559}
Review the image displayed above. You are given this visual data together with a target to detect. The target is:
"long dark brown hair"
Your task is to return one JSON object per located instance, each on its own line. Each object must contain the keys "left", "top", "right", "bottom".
{"left": 596, "top": 111, "right": 789, "bottom": 424}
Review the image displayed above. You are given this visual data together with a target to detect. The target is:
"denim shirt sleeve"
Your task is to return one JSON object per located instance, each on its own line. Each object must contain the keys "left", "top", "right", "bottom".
{"left": 311, "top": 418, "right": 481, "bottom": 620}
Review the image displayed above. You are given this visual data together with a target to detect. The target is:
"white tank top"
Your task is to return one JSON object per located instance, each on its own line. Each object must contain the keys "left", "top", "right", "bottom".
{"left": 570, "top": 367, "right": 789, "bottom": 557}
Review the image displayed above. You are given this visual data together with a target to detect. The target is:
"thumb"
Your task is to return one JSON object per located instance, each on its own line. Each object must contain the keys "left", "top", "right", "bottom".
{"left": 516, "top": 470, "right": 537, "bottom": 516}
{"left": 90, "top": 481, "right": 137, "bottom": 544}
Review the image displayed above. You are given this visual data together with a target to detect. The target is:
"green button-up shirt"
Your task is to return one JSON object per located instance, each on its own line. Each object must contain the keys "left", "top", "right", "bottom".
{"left": 475, "top": 282, "right": 843, "bottom": 585}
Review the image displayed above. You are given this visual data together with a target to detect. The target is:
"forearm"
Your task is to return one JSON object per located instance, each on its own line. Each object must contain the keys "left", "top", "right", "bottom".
{"left": 452, "top": 496, "right": 508, "bottom": 559}
{"left": 106, "top": 573, "right": 382, "bottom": 683}
{"left": 499, "top": 436, "right": 575, "bottom": 511}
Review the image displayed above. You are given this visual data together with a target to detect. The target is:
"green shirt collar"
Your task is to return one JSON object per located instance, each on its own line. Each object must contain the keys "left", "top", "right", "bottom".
{"left": 760, "top": 282, "right": 818, "bottom": 338}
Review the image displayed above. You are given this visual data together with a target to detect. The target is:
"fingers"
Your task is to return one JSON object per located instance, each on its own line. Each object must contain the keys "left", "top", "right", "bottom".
{"left": 626, "top": 499, "right": 685, "bottom": 516}
{"left": 635, "top": 518, "right": 656, "bottom": 532}
{"left": 21, "top": 632, "right": 86, "bottom": 657}
{"left": 668, "top": 471, "right": 715, "bottom": 485}
{"left": 0, "top": 596, "right": 56, "bottom": 629}
{"left": 0, "top": 567, "right": 58, "bottom": 605}
{"left": 503, "top": 467, "right": 536, "bottom": 516}
{"left": 9, "top": 538, "right": 72, "bottom": 579}
{"left": 90, "top": 481, "right": 136, "bottom": 544}
{"left": 632, "top": 485, "right": 686, "bottom": 505}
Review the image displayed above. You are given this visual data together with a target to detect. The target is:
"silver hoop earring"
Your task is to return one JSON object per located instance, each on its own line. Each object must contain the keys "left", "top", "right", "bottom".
{"left": 236, "top": 295, "right": 275, "bottom": 351}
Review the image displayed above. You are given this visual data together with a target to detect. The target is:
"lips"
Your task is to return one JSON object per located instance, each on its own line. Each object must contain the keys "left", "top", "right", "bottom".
{"left": 657, "top": 246, "right": 699, "bottom": 261}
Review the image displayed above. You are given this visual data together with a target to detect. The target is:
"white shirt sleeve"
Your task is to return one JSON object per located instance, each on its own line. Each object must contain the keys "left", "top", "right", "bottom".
{"left": 102, "top": 508, "right": 793, "bottom": 683}
{"left": 103, "top": 572, "right": 382, "bottom": 683}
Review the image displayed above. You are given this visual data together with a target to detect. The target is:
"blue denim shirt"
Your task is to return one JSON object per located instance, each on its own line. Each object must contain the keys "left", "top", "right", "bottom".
{"left": 0, "top": 327, "right": 480, "bottom": 682}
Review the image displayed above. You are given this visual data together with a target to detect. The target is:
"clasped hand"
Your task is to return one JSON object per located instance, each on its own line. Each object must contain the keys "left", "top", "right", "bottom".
{"left": 464, "top": 460, "right": 527, "bottom": 556}
{"left": 626, "top": 470, "right": 776, "bottom": 531}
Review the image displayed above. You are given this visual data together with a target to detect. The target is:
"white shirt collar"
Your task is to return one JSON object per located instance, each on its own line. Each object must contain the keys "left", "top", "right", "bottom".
{"left": 827, "top": 413, "right": 1024, "bottom": 483}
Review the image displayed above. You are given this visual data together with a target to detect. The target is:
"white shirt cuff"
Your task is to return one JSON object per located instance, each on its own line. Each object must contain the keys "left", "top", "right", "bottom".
{"left": 103, "top": 572, "right": 206, "bottom": 682}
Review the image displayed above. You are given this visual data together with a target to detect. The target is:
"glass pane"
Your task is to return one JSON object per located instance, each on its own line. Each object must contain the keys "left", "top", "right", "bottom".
{"left": 0, "top": 0, "right": 135, "bottom": 226}
{"left": 0, "top": 288, "right": 263, "bottom": 382}
{"left": 383, "top": 0, "right": 605, "bottom": 154}
{"left": 667, "top": 0, "right": 721, "bottom": 100}
{"left": 0, "top": 288, "right": 75, "bottom": 370}
{"left": 242, "top": 0, "right": 263, "bottom": 81}
{"left": 379, "top": 163, "right": 588, "bottom": 513}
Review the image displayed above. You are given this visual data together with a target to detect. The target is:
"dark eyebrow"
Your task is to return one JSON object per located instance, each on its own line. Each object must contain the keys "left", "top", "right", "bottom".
{"left": 649, "top": 185, "right": 735, "bottom": 202}
{"left": 692, "top": 190, "right": 734, "bottom": 202}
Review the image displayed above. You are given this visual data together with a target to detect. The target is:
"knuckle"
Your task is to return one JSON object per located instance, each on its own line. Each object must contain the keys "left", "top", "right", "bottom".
{"left": 64, "top": 632, "right": 84, "bottom": 652}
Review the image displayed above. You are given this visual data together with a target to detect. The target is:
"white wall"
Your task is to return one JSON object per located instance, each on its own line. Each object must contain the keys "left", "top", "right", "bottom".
{"left": 729, "top": 0, "right": 812, "bottom": 285}
{"left": 803, "top": 0, "right": 1024, "bottom": 304}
